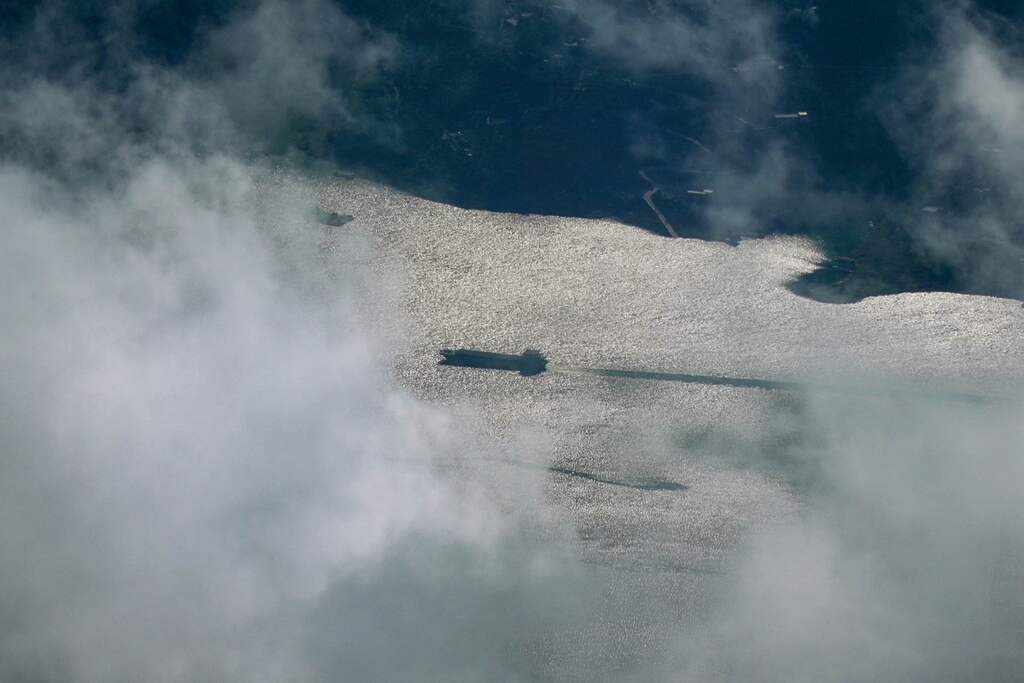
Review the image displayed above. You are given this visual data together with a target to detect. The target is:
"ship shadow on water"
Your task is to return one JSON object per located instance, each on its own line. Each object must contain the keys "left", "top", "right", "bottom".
{"left": 438, "top": 350, "right": 996, "bottom": 405}
{"left": 430, "top": 456, "right": 688, "bottom": 494}
{"left": 547, "top": 466, "right": 688, "bottom": 492}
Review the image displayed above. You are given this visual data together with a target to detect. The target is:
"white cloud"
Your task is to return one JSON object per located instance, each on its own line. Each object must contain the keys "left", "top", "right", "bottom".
{"left": 0, "top": 152, "right": 597, "bottom": 682}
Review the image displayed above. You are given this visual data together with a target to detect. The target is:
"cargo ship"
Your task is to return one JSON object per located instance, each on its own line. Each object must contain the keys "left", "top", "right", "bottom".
{"left": 438, "top": 348, "right": 548, "bottom": 376}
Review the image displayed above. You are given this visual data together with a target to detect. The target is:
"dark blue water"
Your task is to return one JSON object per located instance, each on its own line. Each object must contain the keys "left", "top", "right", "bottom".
{"left": 3, "top": 0, "right": 1022, "bottom": 302}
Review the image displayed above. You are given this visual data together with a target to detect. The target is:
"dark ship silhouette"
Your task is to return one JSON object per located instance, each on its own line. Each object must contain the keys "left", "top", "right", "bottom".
{"left": 438, "top": 348, "right": 548, "bottom": 376}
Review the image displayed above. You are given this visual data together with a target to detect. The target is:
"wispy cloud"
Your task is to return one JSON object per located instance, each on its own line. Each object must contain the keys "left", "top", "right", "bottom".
{"left": 554, "top": 0, "right": 780, "bottom": 80}
{"left": 876, "top": 3, "right": 1024, "bottom": 298}
{"left": 2, "top": 2, "right": 1022, "bottom": 681}
{"left": 672, "top": 390, "right": 1024, "bottom": 681}
{"left": 0, "top": 0, "right": 399, "bottom": 177}
{"left": 0, "top": 3, "right": 592, "bottom": 680}
{"left": 0, "top": 153, "right": 597, "bottom": 681}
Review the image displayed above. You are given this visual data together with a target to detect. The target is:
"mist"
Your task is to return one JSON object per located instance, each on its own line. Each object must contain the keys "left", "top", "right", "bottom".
{"left": 2, "top": 1, "right": 1023, "bottom": 681}
{"left": 669, "top": 390, "right": 1024, "bottom": 681}
{"left": 0, "top": 151, "right": 624, "bottom": 681}
{"left": 876, "top": 2, "right": 1024, "bottom": 299}
{"left": 0, "top": 3, "right": 591, "bottom": 679}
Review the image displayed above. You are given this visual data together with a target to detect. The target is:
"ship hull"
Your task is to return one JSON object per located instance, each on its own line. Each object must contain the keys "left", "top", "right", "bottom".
{"left": 438, "top": 349, "right": 547, "bottom": 376}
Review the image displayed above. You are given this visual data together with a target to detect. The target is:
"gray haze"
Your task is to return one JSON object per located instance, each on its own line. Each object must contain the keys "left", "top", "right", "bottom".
{"left": 878, "top": 4, "right": 1024, "bottom": 297}
{"left": 2, "top": 1, "right": 1023, "bottom": 681}
{"left": 0, "top": 2, "right": 591, "bottom": 680}
{"left": 0, "top": 155, "right": 602, "bottom": 682}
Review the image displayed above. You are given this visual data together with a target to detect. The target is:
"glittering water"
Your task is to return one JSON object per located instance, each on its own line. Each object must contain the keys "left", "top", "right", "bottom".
{"left": 263, "top": 169, "right": 1024, "bottom": 675}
